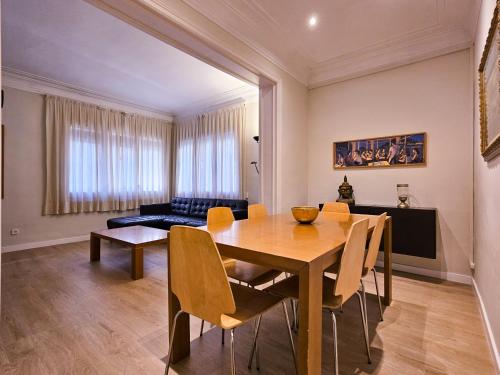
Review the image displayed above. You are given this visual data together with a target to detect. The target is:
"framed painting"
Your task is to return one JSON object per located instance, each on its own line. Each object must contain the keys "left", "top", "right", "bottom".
{"left": 333, "top": 132, "right": 427, "bottom": 170}
{"left": 479, "top": 1, "right": 500, "bottom": 162}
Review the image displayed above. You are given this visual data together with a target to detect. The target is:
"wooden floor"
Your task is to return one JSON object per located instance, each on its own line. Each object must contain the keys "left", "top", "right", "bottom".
{"left": 0, "top": 241, "right": 496, "bottom": 374}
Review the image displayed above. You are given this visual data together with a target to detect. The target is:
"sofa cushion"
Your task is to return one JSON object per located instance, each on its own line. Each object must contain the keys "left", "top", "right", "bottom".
{"left": 184, "top": 218, "right": 207, "bottom": 227}
{"left": 161, "top": 215, "right": 192, "bottom": 229}
{"left": 107, "top": 215, "right": 168, "bottom": 229}
{"left": 216, "top": 198, "right": 248, "bottom": 210}
{"left": 140, "top": 203, "right": 171, "bottom": 215}
{"left": 170, "top": 197, "right": 192, "bottom": 215}
{"left": 189, "top": 198, "right": 217, "bottom": 218}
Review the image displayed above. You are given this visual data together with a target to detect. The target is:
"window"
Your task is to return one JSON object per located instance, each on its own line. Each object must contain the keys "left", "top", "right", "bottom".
{"left": 176, "top": 132, "right": 240, "bottom": 198}
{"left": 68, "top": 126, "right": 168, "bottom": 201}
{"left": 44, "top": 94, "right": 172, "bottom": 214}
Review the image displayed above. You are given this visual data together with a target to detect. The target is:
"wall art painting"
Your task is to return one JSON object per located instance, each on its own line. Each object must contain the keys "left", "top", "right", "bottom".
{"left": 333, "top": 132, "right": 426, "bottom": 169}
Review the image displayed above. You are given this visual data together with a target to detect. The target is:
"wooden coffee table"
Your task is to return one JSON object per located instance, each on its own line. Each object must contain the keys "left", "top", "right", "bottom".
{"left": 90, "top": 226, "right": 168, "bottom": 280}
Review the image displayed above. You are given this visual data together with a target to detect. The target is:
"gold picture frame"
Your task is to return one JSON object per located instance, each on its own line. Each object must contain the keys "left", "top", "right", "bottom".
{"left": 479, "top": 1, "right": 500, "bottom": 162}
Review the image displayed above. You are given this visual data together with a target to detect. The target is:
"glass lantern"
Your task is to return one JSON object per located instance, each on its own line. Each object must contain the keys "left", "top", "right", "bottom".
{"left": 397, "top": 184, "right": 409, "bottom": 208}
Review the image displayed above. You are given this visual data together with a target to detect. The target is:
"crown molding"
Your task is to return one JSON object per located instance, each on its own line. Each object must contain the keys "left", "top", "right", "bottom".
{"left": 175, "top": 84, "right": 258, "bottom": 119}
{"left": 1, "top": 67, "right": 174, "bottom": 121}
{"left": 308, "top": 27, "right": 473, "bottom": 88}
{"left": 179, "top": 0, "right": 476, "bottom": 89}
{"left": 174, "top": 0, "right": 310, "bottom": 84}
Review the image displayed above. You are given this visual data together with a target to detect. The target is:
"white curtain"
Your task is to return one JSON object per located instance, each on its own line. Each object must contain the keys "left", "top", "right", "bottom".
{"left": 44, "top": 95, "right": 172, "bottom": 215}
{"left": 173, "top": 103, "right": 246, "bottom": 199}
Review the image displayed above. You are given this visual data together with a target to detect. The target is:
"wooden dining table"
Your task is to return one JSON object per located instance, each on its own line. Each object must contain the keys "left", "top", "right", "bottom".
{"left": 167, "top": 211, "right": 392, "bottom": 375}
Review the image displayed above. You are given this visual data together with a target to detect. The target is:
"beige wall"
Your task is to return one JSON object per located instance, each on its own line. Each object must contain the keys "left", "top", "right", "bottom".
{"left": 307, "top": 50, "right": 473, "bottom": 278}
{"left": 473, "top": 0, "right": 500, "bottom": 366}
{"left": 1, "top": 87, "right": 137, "bottom": 250}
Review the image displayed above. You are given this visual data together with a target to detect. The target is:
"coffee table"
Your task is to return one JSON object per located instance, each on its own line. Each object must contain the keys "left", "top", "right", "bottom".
{"left": 90, "top": 226, "right": 168, "bottom": 280}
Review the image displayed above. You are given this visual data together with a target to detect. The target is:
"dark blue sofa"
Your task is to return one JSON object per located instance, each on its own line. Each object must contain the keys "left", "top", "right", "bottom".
{"left": 107, "top": 197, "right": 248, "bottom": 230}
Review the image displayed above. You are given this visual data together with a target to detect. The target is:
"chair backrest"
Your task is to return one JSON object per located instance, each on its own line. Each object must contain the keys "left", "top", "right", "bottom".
{"left": 364, "top": 213, "right": 387, "bottom": 272}
{"left": 170, "top": 226, "right": 236, "bottom": 325}
{"left": 207, "top": 207, "right": 235, "bottom": 225}
{"left": 334, "top": 219, "right": 369, "bottom": 302}
{"left": 248, "top": 203, "right": 268, "bottom": 219}
{"left": 322, "top": 201, "right": 350, "bottom": 214}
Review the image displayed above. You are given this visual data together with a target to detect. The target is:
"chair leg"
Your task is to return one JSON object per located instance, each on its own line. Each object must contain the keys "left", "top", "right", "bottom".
{"left": 331, "top": 311, "right": 338, "bottom": 375}
{"left": 199, "top": 319, "right": 205, "bottom": 337}
{"left": 247, "top": 315, "right": 262, "bottom": 369}
{"left": 360, "top": 279, "right": 368, "bottom": 326}
{"left": 222, "top": 329, "right": 225, "bottom": 346}
{"left": 230, "top": 328, "right": 236, "bottom": 375}
{"left": 372, "top": 269, "right": 384, "bottom": 321}
{"left": 290, "top": 299, "right": 297, "bottom": 332}
{"left": 292, "top": 299, "right": 299, "bottom": 331}
{"left": 164, "top": 310, "right": 183, "bottom": 375}
{"left": 355, "top": 291, "right": 372, "bottom": 364}
{"left": 282, "top": 301, "right": 298, "bottom": 374}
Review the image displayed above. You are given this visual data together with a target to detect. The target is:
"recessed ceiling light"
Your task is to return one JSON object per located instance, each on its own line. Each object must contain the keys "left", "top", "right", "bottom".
{"left": 308, "top": 15, "right": 318, "bottom": 28}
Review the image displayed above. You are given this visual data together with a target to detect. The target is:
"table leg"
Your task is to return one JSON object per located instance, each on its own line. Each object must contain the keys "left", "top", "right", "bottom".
{"left": 298, "top": 261, "right": 323, "bottom": 375}
{"left": 167, "top": 239, "right": 190, "bottom": 363}
{"left": 131, "top": 247, "right": 144, "bottom": 280}
{"left": 90, "top": 234, "right": 100, "bottom": 262}
{"left": 383, "top": 217, "right": 393, "bottom": 306}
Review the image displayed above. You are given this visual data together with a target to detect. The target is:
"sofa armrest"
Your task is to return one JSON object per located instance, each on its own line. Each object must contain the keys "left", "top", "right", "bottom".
{"left": 232, "top": 209, "right": 248, "bottom": 221}
{"left": 140, "top": 203, "right": 171, "bottom": 215}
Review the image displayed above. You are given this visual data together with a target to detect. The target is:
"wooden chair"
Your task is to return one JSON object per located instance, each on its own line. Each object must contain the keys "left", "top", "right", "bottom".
{"left": 262, "top": 219, "right": 371, "bottom": 375}
{"left": 207, "top": 207, "right": 281, "bottom": 288}
{"left": 322, "top": 201, "right": 350, "bottom": 213}
{"left": 325, "top": 212, "right": 387, "bottom": 321}
{"left": 166, "top": 226, "right": 296, "bottom": 375}
{"left": 248, "top": 203, "right": 268, "bottom": 218}
{"left": 207, "top": 207, "right": 237, "bottom": 267}
{"left": 200, "top": 207, "right": 283, "bottom": 338}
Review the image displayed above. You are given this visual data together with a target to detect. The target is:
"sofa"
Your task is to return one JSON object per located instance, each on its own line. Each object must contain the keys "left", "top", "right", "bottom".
{"left": 107, "top": 197, "right": 248, "bottom": 230}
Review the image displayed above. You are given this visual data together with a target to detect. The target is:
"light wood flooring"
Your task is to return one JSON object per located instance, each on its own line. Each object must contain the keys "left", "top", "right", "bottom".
{"left": 0, "top": 241, "right": 497, "bottom": 374}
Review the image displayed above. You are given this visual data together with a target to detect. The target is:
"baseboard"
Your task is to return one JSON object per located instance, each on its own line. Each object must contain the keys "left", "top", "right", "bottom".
{"left": 472, "top": 278, "right": 500, "bottom": 373}
{"left": 376, "top": 260, "right": 472, "bottom": 285}
{"left": 2, "top": 235, "right": 90, "bottom": 253}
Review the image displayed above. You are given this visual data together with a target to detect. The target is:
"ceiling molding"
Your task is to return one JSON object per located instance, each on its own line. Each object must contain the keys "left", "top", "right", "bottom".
{"left": 2, "top": 67, "right": 174, "bottom": 121}
{"left": 181, "top": 0, "right": 477, "bottom": 89}
{"left": 175, "top": 85, "right": 258, "bottom": 119}
{"left": 309, "top": 27, "right": 473, "bottom": 88}
{"left": 178, "top": 0, "right": 310, "bottom": 84}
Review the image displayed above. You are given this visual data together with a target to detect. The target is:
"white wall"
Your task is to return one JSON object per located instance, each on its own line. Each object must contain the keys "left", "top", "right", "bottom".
{"left": 0, "top": 6, "right": 2, "bottom": 306}
{"left": 245, "top": 100, "right": 260, "bottom": 203}
{"left": 473, "top": 0, "right": 500, "bottom": 368}
{"left": 307, "top": 50, "right": 473, "bottom": 278}
{"left": 91, "top": 0, "right": 310, "bottom": 213}
{"left": 1, "top": 87, "right": 138, "bottom": 250}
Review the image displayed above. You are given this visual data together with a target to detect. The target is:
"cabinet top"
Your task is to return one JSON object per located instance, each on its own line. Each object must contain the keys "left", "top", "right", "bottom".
{"left": 351, "top": 204, "right": 437, "bottom": 211}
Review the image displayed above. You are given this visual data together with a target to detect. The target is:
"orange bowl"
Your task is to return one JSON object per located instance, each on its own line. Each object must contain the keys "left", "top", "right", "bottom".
{"left": 291, "top": 206, "right": 319, "bottom": 224}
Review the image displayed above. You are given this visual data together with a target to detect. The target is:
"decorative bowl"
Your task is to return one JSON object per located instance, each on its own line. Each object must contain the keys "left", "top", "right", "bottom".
{"left": 291, "top": 206, "right": 319, "bottom": 224}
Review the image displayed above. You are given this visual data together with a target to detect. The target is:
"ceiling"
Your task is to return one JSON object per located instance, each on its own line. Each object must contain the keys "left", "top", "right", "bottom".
{"left": 1, "top": 0, "right": 256, "bottom": 116}
{"left": 183, "top": 0, "right": 479, "bottom": 87}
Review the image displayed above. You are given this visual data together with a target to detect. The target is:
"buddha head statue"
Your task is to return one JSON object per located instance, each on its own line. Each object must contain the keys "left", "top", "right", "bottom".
{"left": 337, "top": 175, "right": 355, "bottom": 204}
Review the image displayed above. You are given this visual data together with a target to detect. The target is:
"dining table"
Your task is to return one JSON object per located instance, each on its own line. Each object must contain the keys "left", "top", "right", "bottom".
{"left": 167, "top": 211, "right": 392, "bottom": 375}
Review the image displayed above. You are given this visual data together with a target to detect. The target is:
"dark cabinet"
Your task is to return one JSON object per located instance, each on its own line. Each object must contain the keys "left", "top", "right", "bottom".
{"left": 319, "top": 203, "right": 437, "bottom": 259}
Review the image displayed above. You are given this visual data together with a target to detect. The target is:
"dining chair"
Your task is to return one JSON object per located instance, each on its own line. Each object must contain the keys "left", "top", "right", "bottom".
{"left": 262, "top": 219, "right": 371, "bottom": 375}
{"left": 200, "top": 207, "right": 283, "bottom": 338}
{"left": 325, "top": 212, "right": 387, "bottom": 321}
{"left": 248, "top": 203, "right": 268, "bottom": 218}
{"left": 166, "top": 226, "right": 296, "bottom": 375}
{"left": 322, "top": 201, "right": 350, "bottom": 213}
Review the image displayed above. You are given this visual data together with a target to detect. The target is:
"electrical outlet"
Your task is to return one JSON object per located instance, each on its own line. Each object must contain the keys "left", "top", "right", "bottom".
{"left": 10, "top": 228, "right": 20, "bottom": 235}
